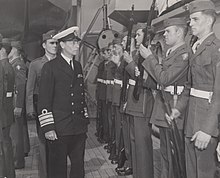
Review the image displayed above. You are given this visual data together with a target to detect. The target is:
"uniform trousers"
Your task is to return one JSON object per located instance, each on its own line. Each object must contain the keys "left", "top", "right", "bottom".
{"left": 122, "top": 114, "right": 132, "bottom": 168}
{"left": 2, "top": 126, "right": 15, "bottom": 178}
{"left": 11, "top": 115, "right": 25, "bottom": 167}
{"left": 185, "top": 137, "right": 218, "bottom": 178}
{"left": 107, "top": 102, "right": 113, "bottom": 144}
{"left": 47, "top": 133, "right": 87, "bottom": 178}
{"left": 113, "top": 105, "right": 122, "bottom": 154}
{"left": 129, "top": 116, "right": 154, "bottom": 178}
{"left": 23, "top": 112, "right": 30, "bottom": 155}
{"left": 100, "top": 100, "right": 109, "bottom": 142}
{"left": 159, "top": 127, "right": 184, "bottom": 178}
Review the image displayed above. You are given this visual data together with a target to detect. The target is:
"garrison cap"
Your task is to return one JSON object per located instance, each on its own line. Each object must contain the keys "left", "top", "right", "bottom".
{"left": 163, "top": 18, "right": 187, "bottom": 28}
{"left": 188, "top": 0, "right": 216, "bottom": 14}
{"left": 42, "top": 30, "right": 57, "bottom": 42}
{"left": 11, "top": 40, "right": 22, "bottom": 50}
{"left": 53, "top": 26, "right": 80, "bottom": 42}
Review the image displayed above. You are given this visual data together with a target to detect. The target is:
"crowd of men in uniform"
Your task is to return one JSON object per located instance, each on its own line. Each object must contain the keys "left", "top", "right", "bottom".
{"left": 94, "top": 0, "right": 220, "bottom": 178}
{"left": 0, "top": 0, "right": 220, "bottom": 178}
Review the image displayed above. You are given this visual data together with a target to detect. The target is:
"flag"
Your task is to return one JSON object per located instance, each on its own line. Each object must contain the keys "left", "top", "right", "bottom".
{"left": 48, "top": 0, "right": 72, "bottom": 12}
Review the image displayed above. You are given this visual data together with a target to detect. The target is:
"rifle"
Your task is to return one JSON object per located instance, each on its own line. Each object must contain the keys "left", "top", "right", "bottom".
{"left": 120, "top": 4, "right": 134, "bottom": 105}
{"left": 117, "top": 5, "right": 135, "bottom": 169}
{"left": 160, "top": 84, "right": 186, "bottom": 178}
{"left": 133, "top": 0, "right": 157, "bottom": 100}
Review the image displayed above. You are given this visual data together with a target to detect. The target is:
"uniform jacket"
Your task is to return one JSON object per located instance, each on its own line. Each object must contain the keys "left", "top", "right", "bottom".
{"left": 177, "top": 34, "right": 220, "bottom": 137}
{"left": 0, "top": 58, "right": 15, "bottom": 128}
{"left": 105, "top": 61, "right": 116, "bottom": 102}
{"left": 112, "top": 59, "right": 124, "bottom": 106}
{"left": 96, "top": 59, "right": 107, "bottom": 101}
{"left": 142, "top": 43, "right": 190, "bottom": 129}
{"left": 125, "top": 52, "right": 156, "bottom": 118}
{"left": 38, "top": 54, "right": 89, "bottom": 136}
{"left": 26, "top": 55, "right": 49, "bottom": 114}
{"left": 10, "top": 57, "right": 27, "bottom": 109}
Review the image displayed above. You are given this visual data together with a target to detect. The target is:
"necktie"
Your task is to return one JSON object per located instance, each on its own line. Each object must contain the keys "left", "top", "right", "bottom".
{"left": 166, "top": 48, "right": 172, "bottom": 57}
{"left": 69, "top": 60, "right": 73, "bottom": 70}
{"left": 192, "top": 41, "right": 200, "bottom": 53}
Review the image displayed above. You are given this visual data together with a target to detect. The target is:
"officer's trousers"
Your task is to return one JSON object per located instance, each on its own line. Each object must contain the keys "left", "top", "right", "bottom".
{"left": 185, "top": 137, "right": 218, "bottom": 178}
{"left": 113, "top": 105, "right": 122, "bottom": 154}
{"left": 129, "top": 116, "right": 154, "bottom": 178}
{"left": 47, "top": 133, "right": 87, "bottom": 178}
{"left": 2, "top": 126, "right": 15, "bottom": 178}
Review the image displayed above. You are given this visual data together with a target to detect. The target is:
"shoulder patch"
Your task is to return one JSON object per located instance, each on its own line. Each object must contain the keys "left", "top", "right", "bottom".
{"left": 182, "top": 53, "right": 188, "bottom": 61}
{"left": 16, "top": 65, "right": 21, "bottom": 70}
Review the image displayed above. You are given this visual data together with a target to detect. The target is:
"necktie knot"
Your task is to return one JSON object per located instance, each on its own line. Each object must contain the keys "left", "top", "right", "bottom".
{"left": 69, "top": 60, "right": 73, "bottom": 70}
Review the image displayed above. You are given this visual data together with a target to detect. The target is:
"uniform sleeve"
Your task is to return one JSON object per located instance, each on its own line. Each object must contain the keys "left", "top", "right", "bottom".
{"left": 14, "top": 61, "right": 27, "bottom": 109}
{"left": 0, "top": 63, "right": 4, "bottom": 140}
{"left": 38, "top": 63, "right": 55, "bottom": 133}
{"left": 26, "top": 62, "right": 37, "bottom": 114}
{"left": 142, "top": 53, "right": 189, "bottom": 86}
{"left": 203, "top": 58, "right": 220, "bottom": 135}
{"left": 125, "top": 61, "right": 136, "bottom": 79}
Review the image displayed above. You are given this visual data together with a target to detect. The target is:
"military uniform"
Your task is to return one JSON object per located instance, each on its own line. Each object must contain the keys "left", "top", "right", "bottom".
{"left": 10, "top": 56, "right": 27, "bottom": 168}
{"left": 174, "top": 2, "right": 220, "bottom": 177}
{"left": 125, "top": 51, "right": 156, "bottom": 178}
{"left": 105, "top": 61, "right": 116, "bottom": 148}
{"left": 142, "top": 42, "right": 190, "bottom": 178}
{"left": 0, "top": 58, "right": 15, "bottom": 178}
{"left": 96, "top": 59, "right": 109, "bottom": 143}
{"left": 38, "top": 53, "right": 89, "bottom": 178}
{"left": 26, "top": 55, "right": 50, "bottom": 178}
{"left": 112, "top": 59, "right": 124, "bottom": 158}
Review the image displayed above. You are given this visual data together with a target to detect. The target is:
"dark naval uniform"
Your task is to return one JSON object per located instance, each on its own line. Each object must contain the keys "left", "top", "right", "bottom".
{"left": 176, "top": 34, "right": 220, "bottom": 178}
{"left": 142, "top": 43, "right": 190, "bottom": 178}
{"left": 38, "top": 54, "right": 89, "bottom": 178}
{"left": 10, "top": 56, "right": 28, "bottom": 168}
{"left": 125, "top": 51, "right": 156, "bottom": 178}
{"left": 0, "top": 58, "right": 15, "bottom": 178}
{"left": 26, "top": 55, "right": 50, "bottom": 178}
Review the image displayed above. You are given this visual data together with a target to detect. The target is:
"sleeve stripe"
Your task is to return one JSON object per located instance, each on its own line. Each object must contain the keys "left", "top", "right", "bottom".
{"left": 38, "top": 111, "right": 54, "bottom": 127}
{"left": 41, "top": 121, "right": 55, "bottom": 127}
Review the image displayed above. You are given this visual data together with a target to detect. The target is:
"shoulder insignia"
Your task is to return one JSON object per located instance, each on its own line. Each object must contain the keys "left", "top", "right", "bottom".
{"left": 182, "top": 53, "right": 188, "bottom": 61}
{"left": 16, "top": 65, "right": 21, "bottom": 70}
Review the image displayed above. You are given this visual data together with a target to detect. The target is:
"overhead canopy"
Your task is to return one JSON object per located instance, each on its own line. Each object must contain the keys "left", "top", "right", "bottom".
{"left": 0, "top": 0, "right": 75, "bottom": 42}
{"left": 108, "top": 0, "right": 157, "bottom": 27}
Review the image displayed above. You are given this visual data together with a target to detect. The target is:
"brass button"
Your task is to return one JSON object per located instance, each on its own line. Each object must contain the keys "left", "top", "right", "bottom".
{"left": 72, "top": 102, "right": 74, "bottom": 105}
{"left": 71, "top": 93, "right": 74, "bottom": 96}
{"left": 72, "top": 111, "right": 74, "bottom": 114}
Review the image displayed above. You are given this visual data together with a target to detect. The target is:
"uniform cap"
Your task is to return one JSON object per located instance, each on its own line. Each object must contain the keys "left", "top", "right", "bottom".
{"left": 163, "top": 18, "right": 187, "bottom": 28}
{"left": 42, "top": 30, "right": 57, "bottom": 42}
{"left": 11, "top": 40, "right": 22, "bottom": 50}
{"left": 133, "top": 22, "right": 147, "bottom": 32}
{"left": 53, "top": 26, "right": 80, "bottom": 41}
{"left": 188, "top": 0, "right": 216, "bottom": 14}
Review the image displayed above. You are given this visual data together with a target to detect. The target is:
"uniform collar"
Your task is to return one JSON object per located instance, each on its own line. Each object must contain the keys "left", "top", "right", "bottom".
{"left": 61, "top": 53, "right": 72, "bottom": 65}
{"left": 166, "top": 42, "right": 185, "bottom": 57}
{"left": 197, "top": 32, "right": 214, "bottom": 45}
{"left": 9, "top": 56, "right": 20, "bottom": 64}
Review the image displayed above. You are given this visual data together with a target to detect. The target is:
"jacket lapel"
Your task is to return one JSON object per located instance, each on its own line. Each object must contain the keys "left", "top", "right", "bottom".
{"left": 190, "top": 34, "right": 215, "bottom": 63}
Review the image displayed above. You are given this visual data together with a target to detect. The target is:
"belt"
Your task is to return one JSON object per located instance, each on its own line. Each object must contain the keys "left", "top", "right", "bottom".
{"left": 164, "top": 86, "right": 184, "bottom": 95}
{"left": 114, "top": 79, "right": 123, "bottom": 87}
{"left": 157, "top": 85, "right": 184, "bottom": 95}
{"left": 97, "top": 78, "right": 105, "bottom": 83}
{"left": 6, "top": 92, "right": 13, "bottom": 98}
{"left": 190, "top": 88, "right": 213, "bottom": 103}
{"left": 105, "top": 80, "right": 114, "bottom": 85}
{"left": 128, "top": 79, "right": 136, "bottom": 86}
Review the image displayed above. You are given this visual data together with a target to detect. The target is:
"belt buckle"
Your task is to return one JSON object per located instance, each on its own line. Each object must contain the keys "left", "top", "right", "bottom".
{"left": 208, "top": 92, "right": 213, "bottom": 103}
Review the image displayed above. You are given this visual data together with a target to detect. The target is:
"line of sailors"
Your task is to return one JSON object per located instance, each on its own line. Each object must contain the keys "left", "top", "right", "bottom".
{"left": 95, "top": 0, "right": 220, "bottom": 178}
